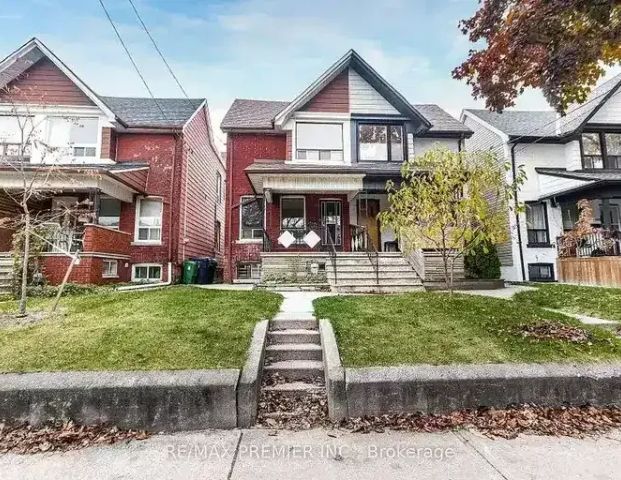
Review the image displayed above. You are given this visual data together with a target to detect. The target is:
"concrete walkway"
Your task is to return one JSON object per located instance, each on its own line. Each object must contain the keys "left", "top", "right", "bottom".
{"left": 3, "top": 428, "right": 620, "bottom": 479}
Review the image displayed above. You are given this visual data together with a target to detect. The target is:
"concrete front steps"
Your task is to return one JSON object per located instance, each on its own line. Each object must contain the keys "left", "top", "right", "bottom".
{"left": 0, "top": 253, "right": 12, "bottom": 295}
{"left": 326, "top": 252, "right": 423, "bottom": 293}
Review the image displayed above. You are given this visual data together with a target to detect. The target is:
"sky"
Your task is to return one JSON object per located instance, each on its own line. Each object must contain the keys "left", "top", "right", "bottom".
{"left": 1, "top": 0, "right": 618, "bottom": 148}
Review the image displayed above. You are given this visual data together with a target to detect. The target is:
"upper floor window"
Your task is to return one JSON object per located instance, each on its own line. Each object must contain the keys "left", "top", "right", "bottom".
{"left": 216, "top": 171, "right": 223, "bottom": 204}
{"left": 581, "top": 132, "right": 621, "bottom": 169}
{"left": 0, "top": 115, "right": 32, "bottom": 156}
{"left": 295, "top": 123, "right": 343, "bottom": 161}
{"left": 46, "top": 117, "right": 99, "bottom": 159}
{"left": 358, "top": 124, "right": 404, "bottom": 162}
{"left": 135, "top": 197, "right": 163, "bottom": 243}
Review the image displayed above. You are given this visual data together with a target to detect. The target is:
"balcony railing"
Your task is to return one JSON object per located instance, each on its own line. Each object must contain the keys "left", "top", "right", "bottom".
{"left": 557, "top": 231, "right": 621, "bottom": 258}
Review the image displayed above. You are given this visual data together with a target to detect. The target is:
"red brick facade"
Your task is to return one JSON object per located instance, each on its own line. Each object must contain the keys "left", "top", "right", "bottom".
{"left": 42, "top": 256, "right": 132, "bottom": 285}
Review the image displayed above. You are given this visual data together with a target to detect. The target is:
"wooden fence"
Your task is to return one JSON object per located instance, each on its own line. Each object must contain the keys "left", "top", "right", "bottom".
{"left": 557, "top": 256, "right": 621, "bottom": 287}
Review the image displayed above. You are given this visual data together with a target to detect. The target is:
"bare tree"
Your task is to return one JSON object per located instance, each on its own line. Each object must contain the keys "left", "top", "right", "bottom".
{"left": 0, "top": 84, "right": 91, "bottom": 315}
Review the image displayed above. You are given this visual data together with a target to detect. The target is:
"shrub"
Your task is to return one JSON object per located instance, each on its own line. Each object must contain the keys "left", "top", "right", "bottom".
{"left": 465, "top": 242, "right": 501, "bottom": 279}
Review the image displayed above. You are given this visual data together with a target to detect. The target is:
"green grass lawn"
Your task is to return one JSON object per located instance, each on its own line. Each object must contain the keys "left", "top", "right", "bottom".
{"left": 0, "top": 287, "right": 281, "bottom": 373}
{"left": 314, "top": 292, "right": 621, "bottom": 367}
{"left": 514, "top": 283, "right": 621, "bottom": 321}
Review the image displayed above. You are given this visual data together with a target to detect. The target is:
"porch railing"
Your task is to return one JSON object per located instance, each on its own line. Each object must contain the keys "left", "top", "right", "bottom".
{"left": 557, "top": 231, "right": 621, "bottom": 258}
{"left": 42, "top": 224, "right": 131, "bottom": 255}
{"left": 349, "top": 224, "right": 379, "bottom": 286}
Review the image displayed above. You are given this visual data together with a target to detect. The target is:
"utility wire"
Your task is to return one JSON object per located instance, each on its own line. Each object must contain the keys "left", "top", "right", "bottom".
{"left": 97, "top": 0, "right": 169, "bottom": 122}
{"left": 127, "top": 0, "right": 191, "bottom": 101}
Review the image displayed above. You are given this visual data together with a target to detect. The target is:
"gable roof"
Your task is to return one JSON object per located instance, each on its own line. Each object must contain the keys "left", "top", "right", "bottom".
{"left": 100, "top": 96, "right": 205, "bottom": 129}
{"left": 464, "top": 73, "right": 621, "bottom": 141}
{"left": 273, "top": 50, "right": 431, "bottom": 130}
{"left": 0, "top": 38, "right": 116, "bottom": 117}
{"left": 222, "top": 99, "right": 470, "bottom": 135}
{"left": 0, "top": 38, "right": 208, "bottom": 130}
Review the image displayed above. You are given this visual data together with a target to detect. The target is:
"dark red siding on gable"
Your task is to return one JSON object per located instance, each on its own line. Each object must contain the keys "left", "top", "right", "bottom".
{"left": 0, "top": 58, "right": 95, "bottom": 106}
{"left": 300, "top": 70, "right": 349, "bottom": 113}
{"left": 224, "top": 133, "right": 286, "bottom": 280}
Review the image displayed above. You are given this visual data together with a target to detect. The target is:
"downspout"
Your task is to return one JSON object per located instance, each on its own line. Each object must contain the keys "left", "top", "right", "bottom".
{"left": 168, "top": 131, "right": 181, "bottom": 283}
{"left": 511, "top": 143, "right": 526, "bottom": 281}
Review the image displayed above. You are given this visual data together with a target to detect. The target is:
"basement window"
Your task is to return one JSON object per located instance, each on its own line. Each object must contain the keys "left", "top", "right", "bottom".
{"left": 528, "top": 263, "right": 554, "bottom": 282}
{"left": 102, "top": 259, "right": 118, "bottom": 278}
{"left": 237, "top": 262, "right": 260, "bottom": 280}
{"left": 132, "top": 264, "right": 162, "bottom": 282}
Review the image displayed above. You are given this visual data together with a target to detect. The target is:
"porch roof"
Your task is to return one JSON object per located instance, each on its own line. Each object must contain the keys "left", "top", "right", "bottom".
{"left": 536, "top": 168, "right": 621, "bottom": 201}
{"left": 245, "top": 160, "right": 364, "bottom": 197}
{"left": 0, "top": 162, "right": 149, "bottom": 202}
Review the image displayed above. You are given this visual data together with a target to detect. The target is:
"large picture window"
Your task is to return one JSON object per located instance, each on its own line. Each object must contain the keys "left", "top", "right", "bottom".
{"left": 46, "top": 117, "right": 99, "bottom": 158}
{"left": 135, "top": 198, "right": 163, "bottom": 243}
{"left": 525, "top": 202, "right": 550, "bottom": 246}
{"left": 296, "top": 123, "right": 343, "bottom": 161}
{"left": 358, "top": 124, "right": 404, "bottom": 161}
{"left": 239, "top": 196, "right": 264, "bottom": 240}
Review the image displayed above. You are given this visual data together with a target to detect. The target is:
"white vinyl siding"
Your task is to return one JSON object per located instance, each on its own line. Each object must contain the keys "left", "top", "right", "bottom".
{"left": 348, "top": 69, "right": 399, "bottom": 115}
{"left": 590, "top": 89, "right": 621, "bottom": 124}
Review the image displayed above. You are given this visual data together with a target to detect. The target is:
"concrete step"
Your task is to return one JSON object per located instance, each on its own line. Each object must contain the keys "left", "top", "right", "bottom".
{"left": 327, "top": 265, "right": 417, "bottom": 273}
{"left": 332, "top": 258, "right": 411, "bottom": 267}
{"left": 266, "top": 343, "right": 322, "bottom": 361}
{"left": 331, "top": 278, "right": 423, "bottom": 287}
{"left": 335, "top": 285, "right": 425, "bottom": 294}
{"left": 327, "top": 271, "right": 421, "bottom": 281}
{"left": 268, "top": 329, "right": 321, "bottom": 345}
{"left": 273, "top": 311, "right": 317, "bottom": 321}
{"left": 264, "top": 360, "right": 324, "bottom": 382}
{"left": 262, "top": 381, "right": 325, "bottom": 397}
{"left": 270, "top": 318, "right": 318, "bottom": 330}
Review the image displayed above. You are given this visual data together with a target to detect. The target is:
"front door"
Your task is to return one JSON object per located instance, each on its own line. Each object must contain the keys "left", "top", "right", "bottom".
{"left": 320, "top": 200, "right": 342, "bottom": 246}
{"left": 358, "top": 199, "right": 381, "bottom": 251}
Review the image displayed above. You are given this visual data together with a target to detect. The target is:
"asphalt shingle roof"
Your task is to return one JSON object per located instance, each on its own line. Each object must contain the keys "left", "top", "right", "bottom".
{"left": 465, "top": 73, "right": 621, "bottom": 139}
{"left": 100, "top": 96, "right": 204, "bottom": 128}
{"left": 536, "top": 168, "right": 621, "bottom": 182}
{"left": 221, "top": 99, "right": 470, "bottom": 134}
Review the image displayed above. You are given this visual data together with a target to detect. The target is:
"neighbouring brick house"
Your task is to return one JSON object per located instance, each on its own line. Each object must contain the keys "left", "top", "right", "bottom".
{"left": 0, "top": 38, "right": 225, "bottom": 285}
{"left": 221, "top": 50, "right": 472, "bottom": 290}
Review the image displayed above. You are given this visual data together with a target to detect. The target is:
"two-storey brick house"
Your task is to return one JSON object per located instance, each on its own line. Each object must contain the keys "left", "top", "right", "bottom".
{"left": 462, "top": 73, "right": 621, "bottom": 286}
{"left": 0, "top": 38, "right": 225, "bottom": 285}
{"left": 221, "top": 50, "right": 472, "bottom": 291}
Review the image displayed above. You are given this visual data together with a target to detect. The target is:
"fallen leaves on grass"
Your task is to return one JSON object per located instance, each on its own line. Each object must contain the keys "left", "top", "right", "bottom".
{"left": 517, "top": 323, "right": 590, "bottom": 343}
{"left": 340, "top": 405, "right": 621, "bottom": 439}
{"left": 0, "top": 421, "right": 150, "bottom": 454}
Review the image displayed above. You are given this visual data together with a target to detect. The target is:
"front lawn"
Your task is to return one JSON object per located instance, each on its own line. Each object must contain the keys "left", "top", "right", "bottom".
{"left": 514, "top": 283, "right": 621, "bottom": 321}
{"left": 314, "top": 292, "right": 621, "bottom": 367}
{"left": 0, "top": 287, "right": 281, "bottom": 373}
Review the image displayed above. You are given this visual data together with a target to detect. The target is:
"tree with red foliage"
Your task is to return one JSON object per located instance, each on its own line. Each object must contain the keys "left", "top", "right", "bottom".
{"left": 453, "top": 0, "right": 621, "bottom": 113}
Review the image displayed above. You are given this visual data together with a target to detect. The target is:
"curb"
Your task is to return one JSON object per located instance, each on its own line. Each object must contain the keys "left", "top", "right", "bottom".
{"left": 319, "top": 319, "right": 347, "bottom": 421}
{"left": 237, "top": 319, "right": 269, "bottom": 427}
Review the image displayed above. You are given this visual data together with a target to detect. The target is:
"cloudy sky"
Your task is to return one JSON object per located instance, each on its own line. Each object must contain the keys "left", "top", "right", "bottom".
{"left": 1, "top": 0, "right": 618, "bottom": 147}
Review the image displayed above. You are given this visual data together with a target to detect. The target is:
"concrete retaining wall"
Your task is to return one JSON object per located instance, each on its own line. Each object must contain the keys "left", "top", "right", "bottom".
{"left": 345, "top": 363, "right": 621, "bottom": 417}
{"left": 237, "top": 320, "right": 268, "bottom": 427}
{"left": 0, "top": 369, "right": 239, "bottom": 431}
{"left": 319, "top": 319, "right": 347, "bottom": 421}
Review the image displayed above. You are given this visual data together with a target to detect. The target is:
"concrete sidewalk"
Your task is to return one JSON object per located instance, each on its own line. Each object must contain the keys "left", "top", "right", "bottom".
{"left": 3, "top": 427, "right": 620, "bottom": 480}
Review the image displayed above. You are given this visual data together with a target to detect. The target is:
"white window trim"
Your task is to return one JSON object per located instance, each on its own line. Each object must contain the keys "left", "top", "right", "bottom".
{"left": 216, "top": 171, "right": 223, "bottom": 204}
{"left": 239, "top": 195, "right": 264, "bottom": 243}
{"left": 131, "top": 263, "right": 163, "bottom": 283}
{"left": 134, "top": 197, "right": 163, "bottom": 245}
{"left": 280, "top": 195, "right": 306, "bottom": 230}
{"left": 102, "top": 259, "right": 119, "bottom": 278}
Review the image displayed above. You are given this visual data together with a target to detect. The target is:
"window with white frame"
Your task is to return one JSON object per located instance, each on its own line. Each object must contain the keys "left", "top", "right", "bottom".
{"left": 239, "top": 196, "right": 264, "bottom": 240}
{"left": 46, "top": 117, "right": 99, "bottom": 158}
{"left": 98, "top": 197, "right": 121, "bottom": 229}
{"left": 0, "top": 115, "right": 33, "bottom": 156}
{"left": 102, "top": 259, "right": 118, "bottom": 278}
{"left": 216, "top": 171, "right": 223, "bottom": 204}
{"left": 135, "top": 198, "right": 163, "bottom": 242}
{"left": 281, "top": 196, "right": 305, "bottom": 243}
{"left": 132, "top": 264, "right": 162, "bottom": 282}
{"left": 296, "top": 123, "right": 343, "bottom": 161}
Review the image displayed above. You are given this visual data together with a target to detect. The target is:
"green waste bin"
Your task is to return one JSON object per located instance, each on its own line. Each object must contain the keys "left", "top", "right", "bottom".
{"left": 182, "top": 260, "right": 199, "bottom": 284}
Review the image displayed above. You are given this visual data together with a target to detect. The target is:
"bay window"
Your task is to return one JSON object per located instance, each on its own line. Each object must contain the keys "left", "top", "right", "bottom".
{"left": 135, "top": 198, "right": 163, "bottom": 243}
{"left": 239, "top": 195, "right": 264, "bottom": 240}
{"left": 358, "top": 124, "right": 404, "bottom": 161}
{"left": 295, "top": 123, "right": 343, "bottom": 161}
{"left": 525, "top": 202, "right": 549, "bottom": 246}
